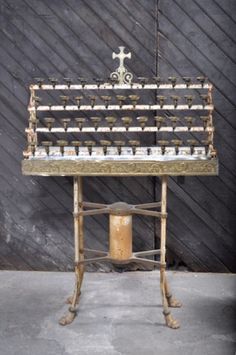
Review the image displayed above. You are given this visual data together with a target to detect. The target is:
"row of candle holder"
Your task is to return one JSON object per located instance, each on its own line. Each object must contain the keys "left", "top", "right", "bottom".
{"left": 32, "top": 94, "right": 211, "bottom": 108}
{"left": 31, "top": 115, "right": 211, "bottom": 131}
{"left": 29, "top": 138, "right": 212, "bottom": 157}
{"left": 34, "top": 76, "right": 208, "bottom": 88}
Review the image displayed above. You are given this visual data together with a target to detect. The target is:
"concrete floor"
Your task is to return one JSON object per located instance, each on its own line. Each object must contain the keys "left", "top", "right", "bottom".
{"left": 0, "top": 271, "right": 235, "bottom": 355}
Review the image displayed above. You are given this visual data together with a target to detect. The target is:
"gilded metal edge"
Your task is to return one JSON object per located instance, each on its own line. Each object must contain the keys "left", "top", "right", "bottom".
{"left": 22, "top": 159, "right": 219, "bottom": 177}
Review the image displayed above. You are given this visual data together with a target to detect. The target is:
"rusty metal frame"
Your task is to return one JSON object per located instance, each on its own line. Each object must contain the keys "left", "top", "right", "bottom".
{"left": 59, "top": 175, "right": 182, "bottom": 329}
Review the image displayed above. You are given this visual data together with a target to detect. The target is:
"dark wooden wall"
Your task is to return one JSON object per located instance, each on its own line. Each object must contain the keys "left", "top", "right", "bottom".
{"left": 157, "top": 0, "right": 236, "bottom": 272}
{"left": 0, "top": 0, "right": 235, "bottom": 272}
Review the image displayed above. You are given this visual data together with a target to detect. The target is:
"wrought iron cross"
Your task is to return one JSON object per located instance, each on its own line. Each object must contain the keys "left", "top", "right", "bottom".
{"left": 110, "top": 46, "right": 133, "bottom": 84}
{"left": 112, "top": 46, "right": 131, "bottom": 68}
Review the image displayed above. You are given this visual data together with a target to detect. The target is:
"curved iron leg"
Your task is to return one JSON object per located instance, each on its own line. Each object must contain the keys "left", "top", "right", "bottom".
{"left": 66, "top": 266, "right": 84, "bottom": 305}
{"left": 59, "top": 176, "right": 84, "bottom": 326}
{"left": 160, "top": 176, "right": 180, "bottom": 329}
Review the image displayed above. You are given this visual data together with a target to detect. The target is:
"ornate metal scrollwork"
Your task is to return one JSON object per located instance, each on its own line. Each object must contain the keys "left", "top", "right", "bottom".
{"left": 110, "top": 46, "right": 133, "bottom": 84}
{"left": 22, "top": 159, "right": 218, "bottom": 177}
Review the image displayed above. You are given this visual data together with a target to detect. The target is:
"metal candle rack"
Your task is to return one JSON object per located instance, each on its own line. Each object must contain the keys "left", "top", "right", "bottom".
{"left": 22, "top": 46, "right": 218, "bottom": 329}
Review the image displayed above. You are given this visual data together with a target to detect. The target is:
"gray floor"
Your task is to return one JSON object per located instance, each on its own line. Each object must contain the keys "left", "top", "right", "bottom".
{"left": 0, "top": 271, "right": 235, "bottom": 355}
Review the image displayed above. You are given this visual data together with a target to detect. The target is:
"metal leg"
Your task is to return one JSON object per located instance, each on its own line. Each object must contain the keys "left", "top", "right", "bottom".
{"left": 58, "top": 175, "right": 181, "bottom": 327}
{"left": 160, "top": 176, "right": 180, "bottom": 329}
{"left": 59, "top": 176, "right": 84, "bottom": 326}
{"left": 164, "top": 276, "right": 182, "bottom": 308}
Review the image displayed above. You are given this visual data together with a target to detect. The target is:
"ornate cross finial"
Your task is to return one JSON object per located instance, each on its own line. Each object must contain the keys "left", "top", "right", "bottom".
{"left": 110, "top": 46, "right": 133, "bottom": 84}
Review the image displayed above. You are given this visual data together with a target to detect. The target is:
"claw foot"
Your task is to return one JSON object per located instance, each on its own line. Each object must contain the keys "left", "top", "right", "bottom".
{"left": 164, "top": 313, "right": 180, "bottom": 329}
{"left": 59, "top": 310, "right": 76, "bottom": 326}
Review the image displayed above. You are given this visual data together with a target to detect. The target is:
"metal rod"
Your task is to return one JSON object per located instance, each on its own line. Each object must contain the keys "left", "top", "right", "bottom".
{"left": 134, "top": 202, "right": 161, "bottom": 209}
{"left": 75, "top": 255, "right": 162, "bottom": 267}
{"left": 160, "top": 176, "right": 168, "bottom": 266}
{"left": 59, "top": 176, "right": 84, "bottom": 326}
{"left": 34, "top": 126, "right": 214, "bottom": 133}
{"left": 159, "top": 176, "right": 180, "bottom": 328}
{"left": 160, "top": 175, "right": 171, "bottom": 325}
{"left": 78, "top": 176, "right": 84, "bottom": 287}
{"left": 29, "top": 104, "right": 214, "bottom": 112}
{"left": 133, "top": 249, "right": 161, "bottom": 257}
{"left": 31, "top": 83, "right": 212, "bottom": 90}
{"left": 74, "top": 177, "right": 80, "bottom": 264}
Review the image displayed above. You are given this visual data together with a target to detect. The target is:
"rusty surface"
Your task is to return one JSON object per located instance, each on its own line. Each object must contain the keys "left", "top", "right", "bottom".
{"left": 109, "top": 215, "right": 133, "bottom": 260}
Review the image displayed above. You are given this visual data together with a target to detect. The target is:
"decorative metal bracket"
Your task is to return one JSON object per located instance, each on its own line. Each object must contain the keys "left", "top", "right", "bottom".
{"left": 110, "top": 46, "right": 133, "bottom": 84}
